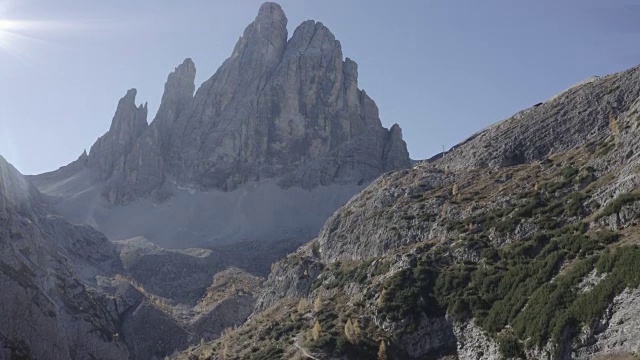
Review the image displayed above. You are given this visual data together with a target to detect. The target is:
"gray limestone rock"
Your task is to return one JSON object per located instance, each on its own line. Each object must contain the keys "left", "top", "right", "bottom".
{"left": 104, "top": 59, "right": 196, "bottom": 204}
{"left": 35, "top": 2, "right": 409, "bottom": 206}
{"left": 88, "top": 89, "right": 148, "bottom": 181}
{"left": 0, "top": 155, "right": 130, "bottom": 360}
{"left": 434, "top": 65, "right": 640, "bottom": 171}
{"left": 30, "top": 3, "right": 410, "bottom": 257}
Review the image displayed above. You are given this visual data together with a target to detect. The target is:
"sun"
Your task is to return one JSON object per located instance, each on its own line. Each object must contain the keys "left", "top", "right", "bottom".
{"left": 0, "top": 19, "right": 14, "bottom": 35}
{"left": 0, "top": 19, "right": 59, "bottom": 61}
{"left": 0, "top": 19, "right": 26, "bottom": 55}
{"left": 0, "top": 20, "right": 14, "bottom": 50}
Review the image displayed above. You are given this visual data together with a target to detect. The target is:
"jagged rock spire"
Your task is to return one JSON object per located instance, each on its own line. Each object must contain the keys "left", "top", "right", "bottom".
{"left": 153, "top": 58, "right": 196, "bottom": 134}
{"left": 88, "top": 89, "right": 148, "bottom": 179}
{"left": 53, "top": 2, "right": 411, "bottom": 203}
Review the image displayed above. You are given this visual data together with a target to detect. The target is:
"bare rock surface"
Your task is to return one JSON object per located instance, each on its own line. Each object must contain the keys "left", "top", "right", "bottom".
{"left": 0, "top": 155, "right": 129, "bottom": 360}
{"left": 181, "top": 59, "right": 640, "bottom": 360}
{"left": 30, "top": 2, "right": 409, "bottom": 254}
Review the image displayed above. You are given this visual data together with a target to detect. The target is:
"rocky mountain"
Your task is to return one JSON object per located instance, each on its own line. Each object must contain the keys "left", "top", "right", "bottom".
{"left": 0, "top": 155, "right": 129, "bottom": 359}
{"left": 12, "top": 2, "right": 640, "bottom": 360}
{"left": 30, "top": 2, "right": 410, "bottom": 256}
{"left": 4, "top": 3, "right": 411, "bottom": 359}
{"left": 0, "top": 154, "right": 266, "bottom": 360}
{"left": 178, "top": 64, "right": 640, "bottom": 359}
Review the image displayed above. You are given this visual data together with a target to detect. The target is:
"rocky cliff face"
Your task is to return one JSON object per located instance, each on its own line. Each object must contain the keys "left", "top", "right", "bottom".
{"left": 88, "top": 89, "right": 149, "bottom": 181}
{"left": 181, "top": 63, "right": 640, "bottom": 360}
{"left": 30, "top": 2, "right": 409, "bottom": 254}
{"left": 35, "top": 1, "right": 408, "bottom": 203}
{"left": 104, "top": 59, "right": 197, "bottom": 204}
{"left": 0, "top": 155, "right": 129, "bottom": 360}
{"left": 436, "top": 65, "right": 640, "bottom": 170}
{"left": 1, "top": 154, "right": 268, "bottom": 360}
{"left": 164, "top": 11, "right": 408, "bottom": 193}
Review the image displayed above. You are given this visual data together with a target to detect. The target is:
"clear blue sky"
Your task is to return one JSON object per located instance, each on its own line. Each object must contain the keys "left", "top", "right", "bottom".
{"left": 1, "top": 0, "right": 639, "bottom": 174}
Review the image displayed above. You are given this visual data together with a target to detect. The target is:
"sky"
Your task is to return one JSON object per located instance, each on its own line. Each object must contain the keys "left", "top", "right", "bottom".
{"left": 1, "top": 0, "right": 639, "bottom": 175}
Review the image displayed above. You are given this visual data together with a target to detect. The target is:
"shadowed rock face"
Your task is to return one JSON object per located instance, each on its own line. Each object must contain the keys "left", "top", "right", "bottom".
{"left": 88, "top": 89, "right": 148, "bottom": 182}
{"left": 0, "top": 155, "right": 129, "bottom": 360}
{"left": 1, "top": 155, "right": 268, "bottom": 360}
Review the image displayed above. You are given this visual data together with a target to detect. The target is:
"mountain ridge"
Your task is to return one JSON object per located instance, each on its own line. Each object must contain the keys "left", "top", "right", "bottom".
{"left": 30, "top": 2, "right": 410, "bottom": 253}
{"left": 179, "top": 59, "right": 640, "bottom": 360}
{"left": 34, "top": 2, "right": 409, "bottom": 204}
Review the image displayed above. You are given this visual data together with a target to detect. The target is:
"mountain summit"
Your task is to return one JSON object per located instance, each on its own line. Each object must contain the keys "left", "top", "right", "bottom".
{"left": 31, "top": 3, "right": 410, "bottom": 250}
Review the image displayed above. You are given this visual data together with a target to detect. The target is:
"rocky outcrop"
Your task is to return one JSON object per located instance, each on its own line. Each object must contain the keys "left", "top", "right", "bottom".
{"left": 435, "top": 65, "right": 640, "bottom": 170}
{"left": 114, "top": 236, "right": 225, "bottom": 304}
{"left": 34, "top": 2, "right": 409, "bottom": 206}
{"left": 182, "top": 60, "right": 640, "bottom": 360}
{"left": 88, "top": 89, "right": 148, "bottom": 181}
{"left": 453, "top": 321, "right": 501, "bottom": 360}
{"left": 575, "top": 288, "right": 640, "bottom": 359}
{"left": 0, "top": 155, "right": 130, "bottom": 360}
{"left": 30, "top": 2, "right": 410, "bottom": 257}
{"left": 104, "top": 59, "right": 197, "bottom": 204}
{"left": 254, "top": 243, "right": 323, "bottom": 311}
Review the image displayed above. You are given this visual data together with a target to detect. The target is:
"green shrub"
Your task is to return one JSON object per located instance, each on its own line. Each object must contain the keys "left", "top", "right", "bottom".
{"left": 379, "top": 262, "right": 442, "bottom": 323}
{"left": 561, "top": 166, "right": 579, "bottom": 181}
{"left": 597, "top": 192, "right": 640, "bottom": 219}
{"left": 565, "top": 192, "right": 587, "bottom": 216}
{"left": 498, "top": 334, "right": 525, "bottom": 359}
{"left": 249, "top": 344, "right": 284, "bottom": 360}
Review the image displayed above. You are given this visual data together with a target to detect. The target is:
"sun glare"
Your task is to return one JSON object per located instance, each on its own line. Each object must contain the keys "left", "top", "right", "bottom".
{"left": 0, "top": 19, "right": 30, "bottom": 56}
{"left": 0, "top": 0, "right": 115, "bottom": 62}
{"left": 0, "top": 19, "right": 14, "bottom": 34}
{"left": 0, "top": 18, "right": 72, "bottom": 61}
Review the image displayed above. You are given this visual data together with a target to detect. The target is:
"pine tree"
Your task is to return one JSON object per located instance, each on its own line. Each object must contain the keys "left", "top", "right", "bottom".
{"left": 378, "top": 289, "right": 386, "bottom": 307}
{"left": 297, "top": 298, "right": 309, "bottom": 313}
{"left": 609, "top": 113, "right": 619, "bottom": 136}
{"left": 313, "top": 296, "right": 322, "bottom": 313}
{"left": 312, "top": 320, "right": 321, "bottom": 341}
{"left": 377, "top": 340, "right": 388, "bottom": 360}
{"left": 353, "top": 318, "right": 361, "bottom": 341}
{"left": 344, "top": 319, "right": 355, "bottom": 342}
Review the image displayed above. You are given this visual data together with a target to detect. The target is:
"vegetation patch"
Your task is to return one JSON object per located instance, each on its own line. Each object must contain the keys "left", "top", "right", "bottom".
{"left": 597, "top": 192, "right": 640, "bottom": 219}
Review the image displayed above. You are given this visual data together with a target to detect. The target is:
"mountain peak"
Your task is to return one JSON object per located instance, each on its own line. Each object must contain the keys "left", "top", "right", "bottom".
{"left": 156, "top": 58, "right": 196, "bottom": 127}
{"left": 37, "top": 1, "right": 410, "bottom": 208}
{"left": 175, "top": 58, "right": 196, "bottom": 78}
{"left": 88, "top": 89, "right": 148, "bottom": 179}
{"left": 229, "top": 1, "right": 288, "bottom": 64}
{"left": 123, "top": 88, "right": 137, "bottom": 101}
{"left": 108, "top": 89, "right": 147, "bottom": 135}
{"left": 257, "top": 2, "right": 286, "bottom": 25}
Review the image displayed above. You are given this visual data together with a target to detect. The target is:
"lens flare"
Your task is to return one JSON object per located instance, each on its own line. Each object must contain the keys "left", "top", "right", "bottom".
{"left": 0, "top": 19, "right": 50, "bottom": 60}
{"left": 0, "top": 18, "right": 117, "bottom": 63}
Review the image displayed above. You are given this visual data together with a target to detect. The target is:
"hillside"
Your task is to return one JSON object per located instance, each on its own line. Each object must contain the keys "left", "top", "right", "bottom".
{"left": 0, "top": 153, "right": 270, "bottom": 359}
{"left": 178, "top": 64, "right": 640, "bottom": 360}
